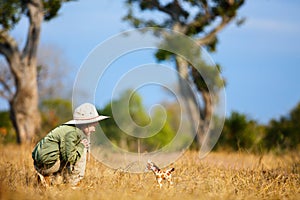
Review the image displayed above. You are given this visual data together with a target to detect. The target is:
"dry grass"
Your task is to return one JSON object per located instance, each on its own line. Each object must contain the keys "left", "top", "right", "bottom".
{"left": 0, "top": 144, "right": 299, "bottom": 200}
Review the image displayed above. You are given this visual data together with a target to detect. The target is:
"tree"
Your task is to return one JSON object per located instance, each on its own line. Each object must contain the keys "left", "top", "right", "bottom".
{"left": 99, "top": 89, "right": 151, "bottom": 151}
{"left": 264, "top": 102, "right": 300, "bottom": 151}
{"left": 0, "top": 0, "right": 73, "bottom": 144}
{"left": 98, "top": 89, "right": 178, "bottom": 152}
{"left": 39, "top": 98, "right": 72, "bottom": 138}
{"left": 216, "top": 112, "right": 264, "bottom": 152}
{"left": 123, "top": 0, "right": 245, "bottom": 147}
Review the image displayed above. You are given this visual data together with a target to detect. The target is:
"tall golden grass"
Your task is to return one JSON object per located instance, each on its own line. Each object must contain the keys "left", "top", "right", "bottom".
{"left": 0, "top": 144, "right": 299, "bottom": 200}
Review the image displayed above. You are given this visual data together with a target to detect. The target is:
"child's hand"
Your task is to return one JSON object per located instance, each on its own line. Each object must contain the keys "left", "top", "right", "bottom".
{"left": 80, "top": 139, "right": 90, "bottom": 148}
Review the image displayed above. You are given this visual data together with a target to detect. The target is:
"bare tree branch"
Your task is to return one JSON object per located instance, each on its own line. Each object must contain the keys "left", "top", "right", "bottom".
{"left": 143, "top": 0, "right": 174, "bottom": 17}
{"left": 0, "top": 91, "right": 11, "bottom": 100}
{"left": 0, "top": 31, "right": 18, "bottom": 60}
{"left": 21, "top": 0, "right": 43, "bottom": 66}
{"left": 0, "top": 31, "right": 22, "bottom": 81}
{"left": 139, "top": 0, "right": 187, "bottom": 22}
{"left": 196, "top": 16, "right": 233, "bottom": 46}
{"left": 185, "top": 1, "right": 212, "bottom": 34}
{"left": 0, "top": 60, "right": 15, "bottom": 101}
{"left": 0, "top": 76, "right": 13, "bottom": 98}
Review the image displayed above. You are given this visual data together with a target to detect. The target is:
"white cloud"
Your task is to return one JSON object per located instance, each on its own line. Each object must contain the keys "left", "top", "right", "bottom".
{"left": 246, "top": 18, "right": 300, "bottom": 34}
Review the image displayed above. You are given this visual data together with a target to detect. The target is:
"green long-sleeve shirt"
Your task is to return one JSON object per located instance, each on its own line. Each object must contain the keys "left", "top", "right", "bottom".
{"left": 32, "top": 124, "right": 86, "bottom": 168}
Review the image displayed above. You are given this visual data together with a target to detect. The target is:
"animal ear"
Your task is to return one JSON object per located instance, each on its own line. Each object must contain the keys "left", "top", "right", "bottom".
{"left": 166, "top": 168, "right": 175, "bottom": 173}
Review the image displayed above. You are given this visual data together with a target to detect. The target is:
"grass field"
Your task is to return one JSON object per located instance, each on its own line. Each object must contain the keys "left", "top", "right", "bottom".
{"left": 0, "top": 145, "right": 299, "bottom": 200}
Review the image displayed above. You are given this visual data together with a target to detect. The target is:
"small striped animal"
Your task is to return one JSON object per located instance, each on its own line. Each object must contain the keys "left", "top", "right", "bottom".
{"left": 146, "top": 160, "right": 175, "bottom": 188}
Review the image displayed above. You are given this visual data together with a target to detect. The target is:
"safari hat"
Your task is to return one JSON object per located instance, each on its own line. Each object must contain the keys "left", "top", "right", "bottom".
{"left": 64, "top": 103, "right": 109, "bottom": 125}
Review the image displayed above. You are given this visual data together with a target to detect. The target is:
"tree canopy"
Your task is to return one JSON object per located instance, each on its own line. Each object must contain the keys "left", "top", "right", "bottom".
{"left": 98, "top": 89, "right": 184, "bottom": 152}
{"left": 123, "top": 0, "right": 245, "bottom": 149}
{"left": 124, "top": 0, "right": 245, "bottom": 50}
{"left": 0, "top": 0, "right": 73, "bottom": 30}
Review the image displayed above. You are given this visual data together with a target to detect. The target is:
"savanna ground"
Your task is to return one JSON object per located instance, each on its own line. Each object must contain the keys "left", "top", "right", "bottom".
{"left": 0, "top": 144, "right": 299, "bottom": 200}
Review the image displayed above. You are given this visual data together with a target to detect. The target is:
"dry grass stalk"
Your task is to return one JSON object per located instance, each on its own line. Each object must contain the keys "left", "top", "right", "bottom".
{"left": 0, "top": 145, "right": 299, "bottom": 200}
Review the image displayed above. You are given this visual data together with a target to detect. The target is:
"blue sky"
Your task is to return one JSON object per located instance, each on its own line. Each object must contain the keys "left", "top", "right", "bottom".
{"left": 2, "top": 0, "right": 300, "bottom": 124}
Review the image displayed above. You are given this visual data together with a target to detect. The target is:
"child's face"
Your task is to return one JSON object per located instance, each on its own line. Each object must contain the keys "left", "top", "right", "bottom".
{"left": 82, "top": 122, "right": 98, "bottom": 136}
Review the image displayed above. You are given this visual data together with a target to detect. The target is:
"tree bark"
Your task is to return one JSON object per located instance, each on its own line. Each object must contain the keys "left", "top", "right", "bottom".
{"left": 123, "top": 0, "right": 243, "bottom": 149}
{"left": 198, "top": 90, "right": 212, "bottom": 144}
{"left": 173, "top": 24, "right": 212, "bottom": 149}
{"left": 0, "top": 0, "right": 43, "bottom": 144}
{"left": 10, "top": 61, "right": 41, "bottom": 144}
{"left": 175, "top": 54, "right": 203, "bottom": 148}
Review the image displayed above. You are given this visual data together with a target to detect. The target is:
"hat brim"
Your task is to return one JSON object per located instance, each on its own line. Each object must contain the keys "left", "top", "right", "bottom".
{"left": 64, "top": 115, "right": 109, "bottom": 125}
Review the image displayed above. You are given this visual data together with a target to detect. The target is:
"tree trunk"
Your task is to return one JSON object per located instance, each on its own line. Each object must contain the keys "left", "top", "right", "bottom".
{"left": 175, "top": 56, "right": 202, "bottom": 147}
{"left": 10, "top": 62, "right": 41, "bottom": 144}
{"left": 172, "top": 23, "right": 203, "bottom": 149}
{"left": 0, "top": 0, "right": 44, "bottom": 144}
{"left": 198, "top": 90, "right": 212, "bottom": 143}
{"left": 176, "top": 58, "right": 214, "bottom": 149}
{"left": 13, "top": 1, "right": 43, "bottom": 144}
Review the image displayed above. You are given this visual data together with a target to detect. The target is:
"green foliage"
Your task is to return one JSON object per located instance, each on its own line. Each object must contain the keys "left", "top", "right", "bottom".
{"left": 0, "top": 107, "right": 73, "bottom": 144}
{"left": 43, "top": 0, "right": 63, "bottom": 21}
{"left": 2, "top": 95, "right": 300, "bottom": 153}
{"left": 0, "top": 0, "right": 22, "bottom": 30}
{"left": 98, "top": 90, "right": 145, "bottom": 150}
{"left": 123, "top": 1, "right": 233, "bottom": 138}
{"left": 263, "top": 103, "right": 300, "bottom": 152}
{"left": 216, "top": 112, "right": 264, "bottom": 153}
{"left": 98, "top": 89, "right": 178, "bottom": 152}
{"left": 0, "top": 0, "right": 75, "bottom": 30}
{"left": 39, "top": 98, "right": 72, "bottom": 138}
{"left": 120, "top": 0, "right": 297, "bottom": 155}
{"left": 215, "top": 102, "right": 300, "bottom": 153}
{"left": 142, "top": 105, "right": 177, "bottom": 150}
{"left": 0, "top": 111, "right": 11, "bottom": 128}
{"left": 212, "top": 0, "right": 245, "bottom": 17}
{"left": 156, "top": 34, "right": 225, "bottom": 95}
{"left": 0, "top": 111, "right": 16, "bottom": 144}
{"left": 124, "top": 0, "right": 245, "bottom": 47}
{"left": 123, "top": 0, "right": 244, "bottom": 107}
{"left": 0, "top": 0, "right": 75, "bottom": 144}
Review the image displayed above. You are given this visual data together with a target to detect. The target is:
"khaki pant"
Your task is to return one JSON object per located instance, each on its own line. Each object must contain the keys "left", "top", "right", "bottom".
{"left": 35, "top": 148, "right": 87, "bottom": 187}
{"left": 66, "top": 148, "right": 87, "bottom": 186}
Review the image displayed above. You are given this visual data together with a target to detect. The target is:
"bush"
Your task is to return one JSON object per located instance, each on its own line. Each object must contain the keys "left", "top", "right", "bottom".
{"left": 215, "top": 112, "right": 265, "bottom": 153}
{"left": 263, "top": 103, "right": 300, "bottom": 152}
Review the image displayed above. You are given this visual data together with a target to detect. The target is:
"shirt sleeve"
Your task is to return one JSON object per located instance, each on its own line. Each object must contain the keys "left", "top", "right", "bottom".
{"left": 64, "top": 131, "right": 85, "bottom": 165}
